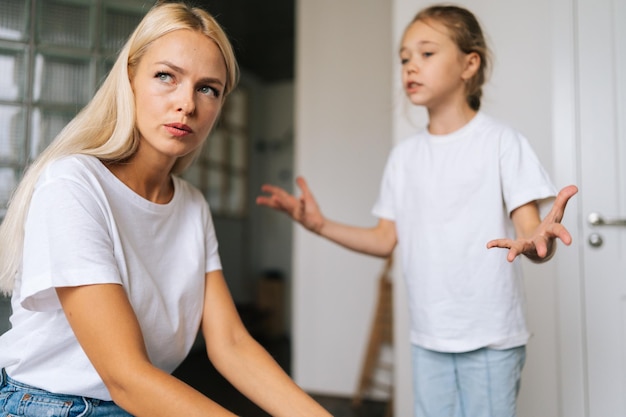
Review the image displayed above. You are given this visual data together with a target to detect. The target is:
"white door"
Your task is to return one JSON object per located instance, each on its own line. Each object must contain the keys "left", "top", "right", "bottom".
{"left": 578, "top": 0, "right": 626, "bottom": 415}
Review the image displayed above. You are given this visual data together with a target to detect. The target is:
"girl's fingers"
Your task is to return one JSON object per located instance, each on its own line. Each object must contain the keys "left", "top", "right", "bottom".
{"left": 486, "top": 238, "right": 513, "bottom": 249}
{"left": 296, "top": 177, "right": 313, "bottom": 200}
{"left": 549, "top": 185, "right": 578, "bottom": 220}
{"left": 507, "top": 248, "right": 520, "bottom": 262}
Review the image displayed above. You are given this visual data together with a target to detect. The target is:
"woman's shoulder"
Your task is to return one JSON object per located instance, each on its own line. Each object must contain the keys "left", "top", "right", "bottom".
{"left": 171, "top": 176, "right": 210, "bottom": 209}
{"left": 33, "top": 155, "right": 109, "bottom": 202}
{"left": 43, "top": 154, "right": 103, "bottom": 180}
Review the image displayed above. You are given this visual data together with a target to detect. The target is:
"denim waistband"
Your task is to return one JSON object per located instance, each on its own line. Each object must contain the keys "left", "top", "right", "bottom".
{"left": 0, "top": 368, "right": 104, "bottom": 406}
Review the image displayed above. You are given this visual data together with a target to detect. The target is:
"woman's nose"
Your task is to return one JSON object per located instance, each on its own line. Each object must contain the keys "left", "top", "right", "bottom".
{"left": 177, "top": 88, "right": 196, "bottom": 115}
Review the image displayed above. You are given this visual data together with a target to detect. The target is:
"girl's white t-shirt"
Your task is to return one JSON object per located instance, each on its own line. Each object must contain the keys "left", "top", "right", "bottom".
{"left": 0, "top": 154, "right": 222, "bottom": 400}
{"left": 373, "top": 113, "right": 556, "bottom": 353}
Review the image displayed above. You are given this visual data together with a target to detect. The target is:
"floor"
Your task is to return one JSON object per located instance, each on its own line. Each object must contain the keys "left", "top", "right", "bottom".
{"left": 173, "top": 308, "right": 389, "bottom": 417}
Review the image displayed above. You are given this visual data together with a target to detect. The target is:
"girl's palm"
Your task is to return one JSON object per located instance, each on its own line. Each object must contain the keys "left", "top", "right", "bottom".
{"left": 487, "top": 185, "right": 578, "bottom": 261}
{"left": 257, "top": 177, "right": 325, "bottom": 233}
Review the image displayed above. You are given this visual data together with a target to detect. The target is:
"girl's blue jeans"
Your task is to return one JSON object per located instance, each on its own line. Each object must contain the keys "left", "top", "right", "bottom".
{"left": 411, "top": 345, "right": 526, "bottom": 417}
{"left": 0, "top": 368, "right": 133, "bottom": 417}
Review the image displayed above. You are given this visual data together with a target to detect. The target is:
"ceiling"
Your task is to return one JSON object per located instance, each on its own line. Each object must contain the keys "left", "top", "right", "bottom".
{"left": 197, "top": 0, "right": 295, "bottom": 83}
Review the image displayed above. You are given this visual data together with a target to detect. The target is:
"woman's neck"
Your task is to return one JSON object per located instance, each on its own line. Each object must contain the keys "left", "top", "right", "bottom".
{"left": 106, "top": 155, "right": 175, "bottom": 204}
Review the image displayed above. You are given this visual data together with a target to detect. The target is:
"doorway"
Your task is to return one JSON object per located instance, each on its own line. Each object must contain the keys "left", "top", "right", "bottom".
{"left": 555, "top": 0, "right": 626, "bottom": 415}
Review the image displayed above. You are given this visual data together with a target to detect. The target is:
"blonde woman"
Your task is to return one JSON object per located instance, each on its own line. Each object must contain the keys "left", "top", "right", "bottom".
{"left": 0, "top": 2, "right": 331, "bottom": 416}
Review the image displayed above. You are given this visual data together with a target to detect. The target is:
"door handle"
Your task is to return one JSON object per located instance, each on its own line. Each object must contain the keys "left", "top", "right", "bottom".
{"left": 588, "top": 212, "right": 626, "bottom": 226}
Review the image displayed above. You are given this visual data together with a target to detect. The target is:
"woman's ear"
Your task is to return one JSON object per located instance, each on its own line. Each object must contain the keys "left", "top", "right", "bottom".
{"left": 461, "top": 52, "right": 481, "bottom": 81}
{"left": 127, "top": 66, "right": 135, "bottom": 92}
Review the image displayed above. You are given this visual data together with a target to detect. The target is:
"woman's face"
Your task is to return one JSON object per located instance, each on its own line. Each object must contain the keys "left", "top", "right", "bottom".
{"left": 131, "top": 29, "right": 227, "bottom": 165}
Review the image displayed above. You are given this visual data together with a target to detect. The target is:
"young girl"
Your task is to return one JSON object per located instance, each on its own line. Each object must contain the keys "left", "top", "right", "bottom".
{"left": 0, "top": 2, "right": 331, "bottom": 417}
{"left": 257, "top": 4, "right": 577, "bottom": 417}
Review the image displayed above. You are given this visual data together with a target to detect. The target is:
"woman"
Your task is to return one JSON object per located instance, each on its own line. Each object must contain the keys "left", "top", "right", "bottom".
{"left": 0, "top": 2, "right": 331, "bottom": 416}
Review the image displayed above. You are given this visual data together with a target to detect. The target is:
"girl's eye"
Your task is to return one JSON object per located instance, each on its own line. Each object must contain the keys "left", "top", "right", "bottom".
{"left": 400, "top": 57, "right": 410, "bottom": 65}
{"left": 198, "top": 85, "right": 221, "bottom": 98}
{"left": 422, "top": 52, "right": 434, "bottom": 58}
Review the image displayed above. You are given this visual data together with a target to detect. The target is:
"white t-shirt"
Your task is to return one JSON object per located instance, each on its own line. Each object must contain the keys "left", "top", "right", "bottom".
{"left": 372, "top": 113, "right": 556, "bottom": 353}
{"left": 0, "top": 154, "right": 222, "bottom": 400}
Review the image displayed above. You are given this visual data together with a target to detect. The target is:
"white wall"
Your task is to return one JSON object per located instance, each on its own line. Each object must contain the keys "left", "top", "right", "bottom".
{"left": 296, "top": 1, "right": 576, "bottom": 416}
{"left": 293, "top": 0, "right": 393, "bottom": 396}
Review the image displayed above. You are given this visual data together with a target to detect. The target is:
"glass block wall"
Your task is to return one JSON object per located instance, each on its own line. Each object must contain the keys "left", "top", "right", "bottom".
{"left": 0, "top": 0, "right": 146, "bottom": 218}
{"left": 183, "top": 87, "right": 250, "bottom": 217}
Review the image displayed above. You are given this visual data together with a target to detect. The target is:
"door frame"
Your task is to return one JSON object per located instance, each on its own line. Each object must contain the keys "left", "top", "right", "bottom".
{"left": 553, "top": 0, "right": 589, "bottom": 415}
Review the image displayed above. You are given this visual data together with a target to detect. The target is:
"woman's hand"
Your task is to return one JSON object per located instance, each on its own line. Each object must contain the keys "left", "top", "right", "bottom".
{"left": 257, "top": 176, "right": 325, "bottom": 234}
{"left": 201, "top": 270, "right": 332, "bottom": 417}
{"left": 487, "top": 185, "right": 578, "bottom": 262}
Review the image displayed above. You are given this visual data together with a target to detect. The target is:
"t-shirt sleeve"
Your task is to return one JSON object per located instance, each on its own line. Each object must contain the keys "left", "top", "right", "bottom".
{"left": 500, "top": 131, "right": 557, "bottom": 214}
{"left": 203, "top": 202, "right": 222, "bottom": 274}
{"left": 372, "top": 149, "right": 398, "bottom": 221}
{"left": 20, "top": 177, "right": 122, "bottom": 312}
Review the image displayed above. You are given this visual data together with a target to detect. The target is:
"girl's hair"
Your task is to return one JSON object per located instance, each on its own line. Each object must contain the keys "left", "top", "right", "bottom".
{"left": 410, "top": 4, "right": 491, "bottom": 111}
{"left": 0, "top": 2, "right": 239, "bottom": 295}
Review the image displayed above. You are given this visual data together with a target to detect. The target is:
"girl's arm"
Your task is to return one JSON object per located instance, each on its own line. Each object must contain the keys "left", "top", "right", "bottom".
{"left": 201, "top": 269, "right": 331, "bottom": 417}
{"left": 486, "top": 184, "right": 578, "bottom": 262}
{"left": 257, "top": 176, "right": 397, "bottom": 257}
{"left": 56, "top": 284, "right": 238, "bottom": 417}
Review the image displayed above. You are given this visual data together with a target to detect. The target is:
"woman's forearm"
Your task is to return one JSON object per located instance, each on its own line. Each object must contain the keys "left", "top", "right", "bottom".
{"left": 208, "top": 332, "right": 331, "bottom": 417}
{"left": 108, "top": 364, "right": 238, "bottom": 417}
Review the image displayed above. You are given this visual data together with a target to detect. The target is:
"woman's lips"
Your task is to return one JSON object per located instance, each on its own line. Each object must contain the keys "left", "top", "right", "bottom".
{"left": 164, "top": 123, "right": 193, "bottom": 137}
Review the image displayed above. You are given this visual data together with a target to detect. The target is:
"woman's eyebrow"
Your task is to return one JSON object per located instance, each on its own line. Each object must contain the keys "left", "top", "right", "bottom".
{"left": 155, "top": 60, "right": 224, "bottom": 86}
{"left": 156, "top": 60, "right": 184, "bottom": 73}
{"left": 197, "top": 76, "right": 225, "bottom": 86}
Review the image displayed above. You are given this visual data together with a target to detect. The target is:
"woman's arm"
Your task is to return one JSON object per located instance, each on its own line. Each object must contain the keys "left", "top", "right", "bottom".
{"left": 486, "top": 184, "right": 578, "bottom": 262}
{"left": 257, "top": 176, "right": 397, "bottom": 257}
{"left": 201, "top": 270, "right": 331, "bottom": 417}
{"left": 56, "top": 284, "right": 238, "bottom": 417}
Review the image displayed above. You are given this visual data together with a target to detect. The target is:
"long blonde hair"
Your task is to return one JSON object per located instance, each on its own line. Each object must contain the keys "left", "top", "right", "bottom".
{"left": 0, "top": 2, "right": 239, "bottom": 295}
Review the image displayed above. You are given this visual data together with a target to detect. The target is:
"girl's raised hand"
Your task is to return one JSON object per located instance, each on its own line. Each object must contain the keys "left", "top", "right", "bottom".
{"left": 486, "top": 185, "right": 579, "bottom": 262}
{"left": 257, "top": 176, "right": 325, "bottom": 234}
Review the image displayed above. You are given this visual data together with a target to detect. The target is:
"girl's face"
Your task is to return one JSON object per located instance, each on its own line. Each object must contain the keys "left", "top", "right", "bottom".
{"left": 131, "top": 29, "right": 227, "bottom": 166}
{"left": 400, "top": 19, "right": 478, "bottom": 112}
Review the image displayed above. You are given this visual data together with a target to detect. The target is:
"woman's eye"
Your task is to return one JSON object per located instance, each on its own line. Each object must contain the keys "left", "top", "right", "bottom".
{"left": 400, "top": 57, "right": 409, "bottom": 65}
{"left": 156, "top": 72, "right": 173, "bottom": 82}
{"left": 422, "top": 52, "right": 433, "bottom": 58}
{"left": 199, "top": 85, "right": 221, "bottom": 98}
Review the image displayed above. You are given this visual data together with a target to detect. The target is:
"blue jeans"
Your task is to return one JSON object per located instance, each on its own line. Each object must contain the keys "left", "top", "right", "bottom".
{"left": 0, "top": 369, "right": 133, "bottom": 417}
{"left": 411, "top": 345, "right": 526, "bottom": 417}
